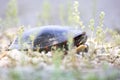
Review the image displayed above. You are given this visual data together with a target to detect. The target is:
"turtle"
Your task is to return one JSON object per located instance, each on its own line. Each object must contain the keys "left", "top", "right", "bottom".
{"left": 9, "top": 25, "right": 88, "bottom": 53}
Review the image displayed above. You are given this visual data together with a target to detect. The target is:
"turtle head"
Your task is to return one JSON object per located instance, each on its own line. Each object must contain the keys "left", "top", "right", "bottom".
{"left": 74, "top": 32, "right": 87, "bottom": 47}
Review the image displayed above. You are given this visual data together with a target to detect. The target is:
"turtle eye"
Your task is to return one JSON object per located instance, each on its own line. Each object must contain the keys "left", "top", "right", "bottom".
{"left": 74, "top": 33, "right": 87, "bottom": 46}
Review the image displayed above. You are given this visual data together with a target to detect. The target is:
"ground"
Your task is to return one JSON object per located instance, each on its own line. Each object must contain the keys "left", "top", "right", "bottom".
{"left": 0, "top": 28, "right": 120, "bottom": 80}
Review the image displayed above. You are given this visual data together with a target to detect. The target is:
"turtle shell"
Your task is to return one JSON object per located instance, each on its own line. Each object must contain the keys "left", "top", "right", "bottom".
{"left": 9, "top": 25, "right": 86, "bottom": 51}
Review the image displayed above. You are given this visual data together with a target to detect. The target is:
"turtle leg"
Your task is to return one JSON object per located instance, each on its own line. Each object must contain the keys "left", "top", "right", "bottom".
{"left": 84, "top": 44, "right": 89, "bottom": 52}
{"left": 76, "top": 44, "right": 88, "bottom": 53}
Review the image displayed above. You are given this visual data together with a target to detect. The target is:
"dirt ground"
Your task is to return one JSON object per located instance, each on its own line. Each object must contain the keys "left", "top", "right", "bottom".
{"left": 0, "top": 28, "right": 120, "bottom": 80}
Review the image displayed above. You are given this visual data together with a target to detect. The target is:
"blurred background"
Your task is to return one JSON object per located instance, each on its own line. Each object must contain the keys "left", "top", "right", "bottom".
{"left": 0, "top": 0, "right": 120, "bottom": 30}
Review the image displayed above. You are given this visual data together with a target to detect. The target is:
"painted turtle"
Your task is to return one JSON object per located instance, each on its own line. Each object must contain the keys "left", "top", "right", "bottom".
{"left": 9, "top": 25, "right": 88, "bottom": 53}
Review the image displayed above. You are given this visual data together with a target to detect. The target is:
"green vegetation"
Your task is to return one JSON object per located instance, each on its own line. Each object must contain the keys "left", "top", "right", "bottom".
{"left": 9, "top": 70, "right": 22, "bottom": 80}
{"left": 37, "top": 0, "right": 51, "bottom": 26}
{"left": 1, "top": 0, "right": 18, "bottom": 29}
